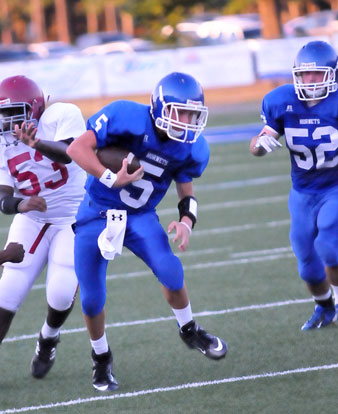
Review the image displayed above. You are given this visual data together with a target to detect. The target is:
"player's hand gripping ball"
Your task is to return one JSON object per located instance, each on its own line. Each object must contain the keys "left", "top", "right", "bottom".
{"left": 96, "top": 145, "right": 141, "bottom": 174}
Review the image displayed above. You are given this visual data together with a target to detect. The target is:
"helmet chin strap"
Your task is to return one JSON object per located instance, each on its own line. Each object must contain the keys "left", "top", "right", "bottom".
{"left": 168, "top": 125, "right": 185, "bottom": 138}
{"left": 303, "top": 88, "right": 327, "bottom": 100}
{"left": 303, "top": 86, "right": 326, "bottom": 99}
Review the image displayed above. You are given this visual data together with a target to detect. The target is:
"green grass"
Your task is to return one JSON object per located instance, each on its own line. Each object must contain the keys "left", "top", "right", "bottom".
{"left": 207, "top": 101, "right": 262, "bottom": 126}
{"left": 1, "top": 138, "right": 337, "bottom": 414}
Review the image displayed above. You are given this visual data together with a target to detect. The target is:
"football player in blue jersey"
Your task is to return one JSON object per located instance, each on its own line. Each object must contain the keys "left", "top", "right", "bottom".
{"left": 67, "top": 72, "right": 228, "bottom": 392}
{"left": 250, "top": 40, "right": 338, "bottom": 331}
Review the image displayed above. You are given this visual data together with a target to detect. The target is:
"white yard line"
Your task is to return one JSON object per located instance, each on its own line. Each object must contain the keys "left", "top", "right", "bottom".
{"left": 158, "top": 194, "right": 288, "bottom": 216}
{"left": 30, "top": 240, "right": 293, "bottom": 291}
{"left": 0, "top": 299, "right": 322, "bottom": 414}
{"left": 166, "top": 175, "right": 289, "bottom": 195}
{"left": 0, "top": 189, "right": 290, "bottom": 235}
{"left": 0, "top": 360, "right": 336, "bottom": 414}
{"left": 3, "top": 297, "right": 310, "bottom": 343}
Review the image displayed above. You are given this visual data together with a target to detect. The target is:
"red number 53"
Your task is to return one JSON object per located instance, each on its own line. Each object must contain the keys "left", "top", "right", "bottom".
{"left": 7, "top": 151, "right": 69, "bottom": 196}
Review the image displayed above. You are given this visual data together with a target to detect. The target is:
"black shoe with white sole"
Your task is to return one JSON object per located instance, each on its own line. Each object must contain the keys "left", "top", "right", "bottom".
{"left": 31, "top": 333, "right": 60, "bottom": 379}
{"left": 92, "top": 348, "right": 119, "bottom": 392}
{"left": 179, "top": 320, "right": 227, "bottom": 360}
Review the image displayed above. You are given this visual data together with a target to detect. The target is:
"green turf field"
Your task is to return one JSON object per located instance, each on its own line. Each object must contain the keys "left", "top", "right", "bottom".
{"left": 1, "top": 138, "right": 338, "bottom": 414}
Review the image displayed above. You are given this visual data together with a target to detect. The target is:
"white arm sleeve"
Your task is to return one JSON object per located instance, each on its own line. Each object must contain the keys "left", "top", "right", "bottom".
{"left": 37, "top": 102, "right": 86, "bottom": 143}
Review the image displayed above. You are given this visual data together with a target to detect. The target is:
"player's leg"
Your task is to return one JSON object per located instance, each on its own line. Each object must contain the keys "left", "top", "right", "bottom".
{"left": 125, "top": 211, "right": 227, "bottom": 360}
{"left": 0, "top": 215, "right": 48, "bottom": 343}
{"left": 30, "top": 224, "right": 78, "bottom": 379}
{"left": 315, "top": 189, "right": 338, "bottom": 311}
{"left": 0, "top": 308, "right": 15, "bottom": 343}
{"left": 73, "top": 202, "right": 118, "bottom": 391}
{"left": 289, "top": 188, "right": 335, "bottom": 329}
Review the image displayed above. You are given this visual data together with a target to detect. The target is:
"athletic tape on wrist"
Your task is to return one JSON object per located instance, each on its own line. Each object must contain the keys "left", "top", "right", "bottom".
{"left": 99, "top": 169, "right": 117, "bottom": 188}
{"left": 0, "top": 195, "right": 24, "bottom": 214}
{"left": 178, "top": 196, "right": 197, "bottom": 228}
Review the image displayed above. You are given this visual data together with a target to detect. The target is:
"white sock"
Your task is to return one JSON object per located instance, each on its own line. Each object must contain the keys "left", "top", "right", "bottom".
{"left": 172, "top": 302, "right": 193, "bottom": 328}
{"left": 312, "top": 289, "right": 332, "bottom": 301}
{"left": 40, "top": 321, "right": 60, "bottom": 339}
{"left": 331, "top": 285, "right": 338, "bottom": 304}
{"left": 90, "top": 332, "right": 109, "bottom": 355}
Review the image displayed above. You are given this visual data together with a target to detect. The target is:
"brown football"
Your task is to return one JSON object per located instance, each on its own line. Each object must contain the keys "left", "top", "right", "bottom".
{"left": 96, "top": 145, "right": 141, "bottom": 174}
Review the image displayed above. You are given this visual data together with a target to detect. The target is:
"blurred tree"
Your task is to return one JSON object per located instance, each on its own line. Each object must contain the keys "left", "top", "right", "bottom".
{"left": 0, "top": 0, "right": 336, "bottom": 45}
{"left": 226, "top": 0, "right": 336, "bottom": 39}
{"left": 226, "top": 0, "right": 283, "bottom": 38}
{"left": 0, "top": 0, "right": 12, "bottom": 43}
{"left": 55, "top": 0, "right": 70, "bottom": 42}
{"left": 81, "top": 0, "right": 101, "bottom": 33}
{"left": 79, "top": 0, "right": 129, "bottom": 34}
{"left": 8, "top": 0, "right": 32, "bottom": 42}
{"left": 120, "top": 0, "right": 228, "bottom": 41}
{"left": 30, "top": 0, "right": 46, "bottom": 42}
{"left": 258, "top": 0, "right": 283, "bottom": 38}
{"left": 104, "top": 0, "right": 118, "bottom": 32}
{"left": 121, "top": 10, "right": 134, "bottom": 35}
{"left": 225, "top": 0, "right": 258, "bottom": 13}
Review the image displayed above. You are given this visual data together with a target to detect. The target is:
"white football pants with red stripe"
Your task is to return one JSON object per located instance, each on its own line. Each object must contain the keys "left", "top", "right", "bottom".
{"left": 0, "top": 213, "right": 78, "bottom": 312}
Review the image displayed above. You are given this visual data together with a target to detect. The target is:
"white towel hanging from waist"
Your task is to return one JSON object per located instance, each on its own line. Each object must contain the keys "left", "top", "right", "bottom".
{"left": 97, "top": 209, "right": 127, "bottom": 260}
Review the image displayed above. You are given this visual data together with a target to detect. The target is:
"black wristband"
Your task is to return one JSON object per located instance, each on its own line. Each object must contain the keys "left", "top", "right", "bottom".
{"left": 178, "top": 196, "right": 197, "bottom": 228}
{"left": 0, "top": 195, "right": 24, "bottom": 214}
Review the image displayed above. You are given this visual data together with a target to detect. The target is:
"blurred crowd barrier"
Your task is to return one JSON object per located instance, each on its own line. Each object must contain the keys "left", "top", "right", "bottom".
{"left": 0, "top": 35, "right": 337, "bottom": 101}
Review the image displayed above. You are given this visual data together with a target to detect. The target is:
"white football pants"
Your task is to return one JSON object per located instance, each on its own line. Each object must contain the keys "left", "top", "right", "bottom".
{"left": 0, "top": 214, "right": 78, "bottom": 312}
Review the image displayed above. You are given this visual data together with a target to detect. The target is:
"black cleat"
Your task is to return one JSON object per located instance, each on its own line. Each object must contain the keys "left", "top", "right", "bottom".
{"left": 179, "top": 320, "right": 227, "bottom": 360}
{"left": 31, "top": 333, "right": 60, "bottom": 379}
{"left": 92, "top": 348, "right": 119, "bottom": 392}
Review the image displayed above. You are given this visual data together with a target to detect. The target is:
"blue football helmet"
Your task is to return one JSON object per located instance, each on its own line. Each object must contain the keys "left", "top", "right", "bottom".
{"left": 150, "top": 72, "right": 208, "bottom": 143}
{"left": 292, "top": 41, "right": 338, "bottom": 101}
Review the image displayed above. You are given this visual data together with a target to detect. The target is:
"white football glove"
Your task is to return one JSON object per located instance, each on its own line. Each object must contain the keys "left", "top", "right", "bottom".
{"left": 255, "top": 134, "right": 282, "bottom": 153}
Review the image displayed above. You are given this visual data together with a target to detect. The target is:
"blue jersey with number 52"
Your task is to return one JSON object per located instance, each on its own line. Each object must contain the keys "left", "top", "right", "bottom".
{"left": 261, "top": 84, "right": 338, "bottom": 193}
{"left": 85, "top": 100, "right": 210, "bottom": 212}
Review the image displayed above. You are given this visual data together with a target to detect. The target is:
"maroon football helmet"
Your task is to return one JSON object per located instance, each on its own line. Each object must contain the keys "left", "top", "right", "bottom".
{"left": 0, "top": 75, "right": 45, "bottom": 142}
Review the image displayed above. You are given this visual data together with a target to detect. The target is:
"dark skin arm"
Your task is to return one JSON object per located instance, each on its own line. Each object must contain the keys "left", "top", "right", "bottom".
{"left": 0, "top": 243, "right": 25, "bottom": 264}
{"left": 14, "top": 122, "right": 73, "bottom": 164}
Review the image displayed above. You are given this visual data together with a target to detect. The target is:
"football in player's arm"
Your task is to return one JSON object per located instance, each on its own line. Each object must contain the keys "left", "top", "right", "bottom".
{"left": 250, "top": 40, "right": 338, "bottom": 331}
{"left": 0, "top": 75, "right": 87, "bottom": 380}
{"left": 66, "top": 71, "right": 228, "bottom": 392}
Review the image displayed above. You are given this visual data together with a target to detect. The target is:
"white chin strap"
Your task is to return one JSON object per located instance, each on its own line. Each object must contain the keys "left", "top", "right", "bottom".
{"left": 168, "top": 125, "right": 185, "bottom": 139}
{"left": 303, "top": 87, "right": 326, "bottom": 99}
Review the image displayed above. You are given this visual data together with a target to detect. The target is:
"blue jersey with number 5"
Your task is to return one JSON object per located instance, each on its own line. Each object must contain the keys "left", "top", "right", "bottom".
{"left": 85, "top": 100, "right": 210, "bottom": 212}
{"left": 261, "top": 84, "right": 338, "bottom": 193}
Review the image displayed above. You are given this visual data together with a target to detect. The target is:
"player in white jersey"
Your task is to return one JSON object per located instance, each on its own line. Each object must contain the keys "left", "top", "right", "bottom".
{"left": 0, "top": 75, "right": 87, "bottom": 379}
